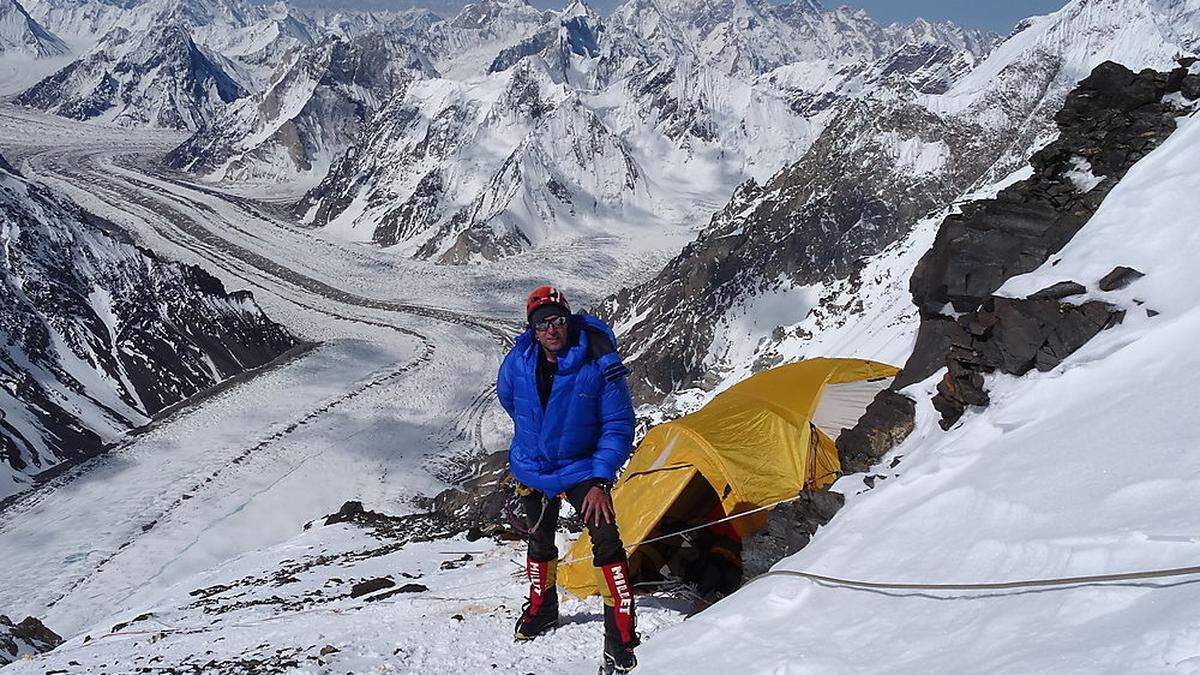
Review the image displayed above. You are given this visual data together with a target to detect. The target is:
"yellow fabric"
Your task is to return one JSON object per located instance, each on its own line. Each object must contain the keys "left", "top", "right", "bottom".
{"left": 594, "top": 566, "right": 614, "bottom": 606}
{"left": 558, "top": 357, "right": 898, "bottom": 598}
{"left": 559, "top": 465, "right": 696, "bottom": 597}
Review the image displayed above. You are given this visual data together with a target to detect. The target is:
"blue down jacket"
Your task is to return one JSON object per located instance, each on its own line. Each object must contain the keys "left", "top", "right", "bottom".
{"left": 497, "top": 313, "right": 636, "bottom": 496}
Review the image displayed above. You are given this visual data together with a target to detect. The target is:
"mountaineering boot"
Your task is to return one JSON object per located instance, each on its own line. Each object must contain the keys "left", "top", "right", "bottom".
{"left": 514, "top": 557, "right": 558, "bottom": 640}
{"left": 599, "top": 604, "right": 639, "bottom": 673}
{"left": 596, "top": 560, "right": 639, "bottom": 672}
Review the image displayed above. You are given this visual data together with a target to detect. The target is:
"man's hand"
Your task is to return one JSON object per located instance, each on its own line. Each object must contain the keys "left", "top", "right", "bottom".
{"left": 581, "top": 486, "right": 614, "bottom": 527}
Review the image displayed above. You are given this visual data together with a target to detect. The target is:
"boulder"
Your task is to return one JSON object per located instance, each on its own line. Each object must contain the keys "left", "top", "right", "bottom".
{"left": 741, "top": 490, "right": 845, "bottom": 579}
{"left": 1097, "top": 266, "right": 1145, "bottom": 291}
{"left": 349, "top": 577, "right": 394, "bottom": 598}
{"left": 836, "top": 390, "right": 916, "bottom": 474}
{"left": 1028, "top": 281, "right": 1086, "bottom": 300}
{"left": 932, "top": 297, "right": 1124, "bottom": 427}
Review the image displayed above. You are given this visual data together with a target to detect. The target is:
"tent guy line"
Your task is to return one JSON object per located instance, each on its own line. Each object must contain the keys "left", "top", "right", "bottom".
{"left": 559, "top": 491, "right": 814, "bottom": 565}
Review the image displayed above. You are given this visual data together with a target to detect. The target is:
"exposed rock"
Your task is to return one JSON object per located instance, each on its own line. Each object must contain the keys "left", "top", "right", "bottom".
{"left": 427, "top": 449, "right": 522, "bottom": 540}
{"left": 836, "top": 390, "right": 916, "bottom": 474}
{"left": 0, "top": 614, "right": 63, "bottom": 665}
{"left": 741, "top": 489, "right": 844, "bottom": 579}
{"left": 932, "top": 297, "right": 1125, "bottom": 427}
{"left": 364, "top": 583, "right": 429, "bottom": 602}
{"left": 839, "top": 61, "right": 1182, "bottom": 462}
{"left": 1028, "top": 281, "right": 1086, "bottom": 300}
{"left": 902, "top": 63, "right": 1176, "bottom": 416}
{"left": 1182, "top": 74, "right": 1200, "bottom": 100}
{"left": 323, "top": 500, "right": 365, "bottom": 525}
{"left": 1097, "top": 266, "right": 1145, "bottom": 291}
{"left": 349, "top": 577, "right": 394, "bottom": 598}
{"left": 909, "top": 62, "right": 1175, "bottom": 327}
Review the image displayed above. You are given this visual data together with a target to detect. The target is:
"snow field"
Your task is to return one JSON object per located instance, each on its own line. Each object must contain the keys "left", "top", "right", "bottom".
{"left": 4, "top": 525, "right": 691, "bottom": 674}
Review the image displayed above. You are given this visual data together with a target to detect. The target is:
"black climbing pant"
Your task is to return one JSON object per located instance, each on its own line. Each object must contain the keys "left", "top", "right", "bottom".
{"left": 522, "top": 481, "right": 626, "bottom": 566}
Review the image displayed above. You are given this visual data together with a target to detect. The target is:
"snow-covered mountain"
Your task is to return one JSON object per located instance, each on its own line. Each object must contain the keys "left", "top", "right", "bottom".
{"left": 291, "top": 0, "right": 992, "bottom": 266}
{"left": 3, "top": 54, "right": 1197, "bottom": 674}
{"left": 488, "top": 0, "right": 642, "bottom": 89}
{"left": 0, "top": 151, "right": 296, "bottom": 499}
{"left": 611, "top": 0, "right": 996, "bottom": 79}
{"left": 20, "top": 0, "right": 325, "bottom": 92}
{"left": 23, "top": 0, "right": 258, "bottom": 47}
{"left": 0, "top": 0, "right": 66, "bottom": 58}
{"left": 420, "top": 0, "right": 550, "bottom": 80}
{"left": 165, "top": 31, "right": 433, "bottom": 185}
{"left": 600, "top": 0, "right": 1200, "bottom": 409}
{"left": 15, "top": 22, "right": 243, "bottom": 129}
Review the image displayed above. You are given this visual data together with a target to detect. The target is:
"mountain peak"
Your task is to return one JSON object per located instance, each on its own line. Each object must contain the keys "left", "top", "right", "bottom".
{"left": 450, "top": 0, "right": 545, "bottom": 30}
{"left": 0, "top": 0, "right": 70, "bottom": 57}
{"left": 561, "top": 0, "right": 596, "bottom": 21}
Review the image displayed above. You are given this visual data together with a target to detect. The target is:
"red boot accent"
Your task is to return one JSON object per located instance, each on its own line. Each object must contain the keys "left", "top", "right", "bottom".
{"left": 526, "top": 557, "right": 556, "bottom": 617}
{"left": 599, "top": 560, "right": 636, "bottom": 644}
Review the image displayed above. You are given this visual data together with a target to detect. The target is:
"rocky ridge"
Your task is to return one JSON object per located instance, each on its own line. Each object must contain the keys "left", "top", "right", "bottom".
{"left": 0, "top": 152, "right": 296, "bottom": 497}
{"left": 0, "top": 615, "right": 61, "bottom": 666}
{"left": 15, "top": 22, "right": 243, "bottom": 130}
{"left": 838, "top": 59, "right": 1199, "bottom": 471}
{"left": 0, "top": 0, "right": 67, "bottom": 58}
{"left": 165, "top": 31, "right": 433, "bottom": 183}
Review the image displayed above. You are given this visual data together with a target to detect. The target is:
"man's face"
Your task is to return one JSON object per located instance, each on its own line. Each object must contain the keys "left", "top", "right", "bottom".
{"left": 533, "top": 314, "right": 568, "bottom": 354}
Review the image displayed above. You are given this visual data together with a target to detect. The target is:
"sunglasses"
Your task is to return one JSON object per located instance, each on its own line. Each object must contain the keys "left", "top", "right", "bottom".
{"left": 533, "top": 315, "right": 568, "bottom": 332}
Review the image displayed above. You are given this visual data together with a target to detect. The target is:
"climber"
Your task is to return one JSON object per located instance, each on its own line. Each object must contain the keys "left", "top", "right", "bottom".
{"left": 497, "top": 285, "right": 639, "bottom": 674}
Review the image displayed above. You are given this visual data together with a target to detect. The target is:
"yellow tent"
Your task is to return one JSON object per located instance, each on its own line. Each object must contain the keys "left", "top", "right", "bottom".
{"left": 558, "top": 357, "right": 899, "bottom": 598}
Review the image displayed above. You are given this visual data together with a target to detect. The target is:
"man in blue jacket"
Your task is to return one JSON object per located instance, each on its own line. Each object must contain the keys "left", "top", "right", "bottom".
{"left": 497, "top": 285, "right": 639, "bottom": 673}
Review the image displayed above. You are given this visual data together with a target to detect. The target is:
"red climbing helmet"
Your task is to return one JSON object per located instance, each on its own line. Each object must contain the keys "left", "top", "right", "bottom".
{"left": 525, "top": 286, "right": 570, "bottom": 320}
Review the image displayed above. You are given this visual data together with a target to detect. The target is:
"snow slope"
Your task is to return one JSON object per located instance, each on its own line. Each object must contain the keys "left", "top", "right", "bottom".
{"left": 0, "top": 143, "right": 295, "bottom": 499}
{"left": 15, "top": 23, "right": 244, "bottom": 130}
{"left": 0, "top": 0, "right": 65, "bottom": 58}
{"left": 636, "top": 102, "right": 1200, "bottom": 675}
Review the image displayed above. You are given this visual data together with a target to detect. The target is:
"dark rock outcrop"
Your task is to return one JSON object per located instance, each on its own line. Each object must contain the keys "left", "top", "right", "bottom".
{"left": 932, "top": 297, "right": 1125, "bottom": 427}
{"left": 349, "top": 577, "right": 394, "bottom": 598}
{"left": 0, "top": 615, "right": 63, "bottom": 665}
{"left": 1097, "top": 265, "right": 1145, "bottom": 291}
{"left": 427, "top": 449, "right": 521, "bottom": 540}
{"left": 741, "top": 489, "right": 844, "bottom": 579}
{"left": 906, "top": 61, "right": 1178, "bottom": 345}
{"left": 836, "top": 390, "right": 916, "bottom": 474}
{"left": 837, "top": 60, "right": 1190, "bottom": 461}
{"left": 1028, "top": 281, "right": 1086, "bottom": 301}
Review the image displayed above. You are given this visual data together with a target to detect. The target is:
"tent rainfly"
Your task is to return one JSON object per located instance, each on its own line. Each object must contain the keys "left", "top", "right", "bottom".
{"left": 558, "top": 357, "right": 900, "bottom": 598}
